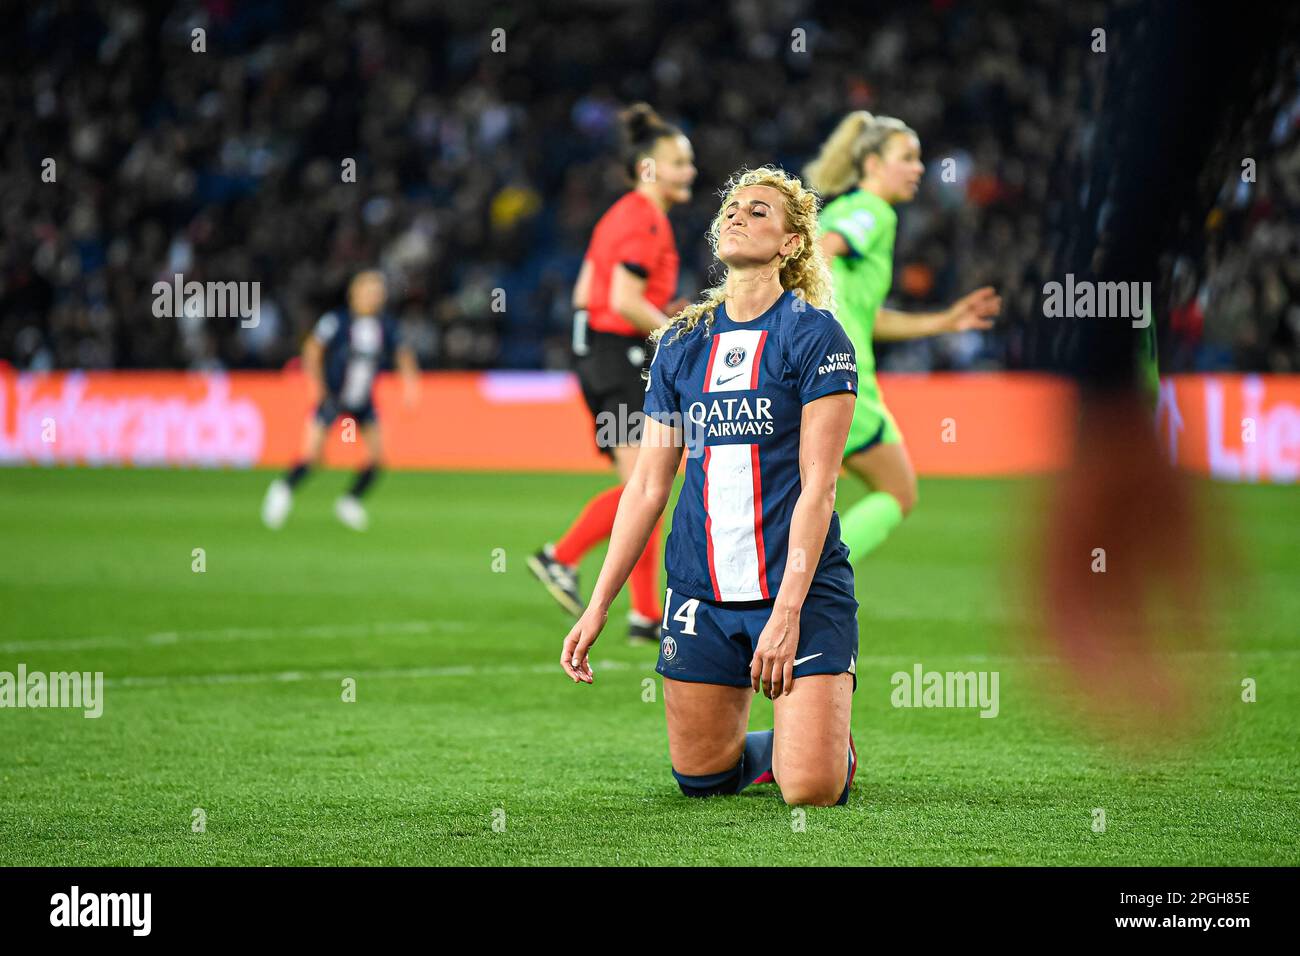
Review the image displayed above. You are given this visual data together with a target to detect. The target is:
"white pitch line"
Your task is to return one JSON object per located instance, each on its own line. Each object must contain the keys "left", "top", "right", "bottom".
{"left": 0, "top": 619, "right": 485, "bottom": 654}
{"left": 10, "top": 604, "right": 1277, "bottom": 656}
{"left": 98, "top": 648, "right": 1299, "bottom": 692}
{"left": 0, "top": 603, "right": 1044, "bottom": 655}
{"left": 106, "top": 659, "right": 636, "bottom": 689}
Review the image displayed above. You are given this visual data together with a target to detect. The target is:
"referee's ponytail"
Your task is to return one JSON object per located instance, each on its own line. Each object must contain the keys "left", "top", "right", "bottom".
{"left": 620, "top": 103, "right": 680, "bottom": 184}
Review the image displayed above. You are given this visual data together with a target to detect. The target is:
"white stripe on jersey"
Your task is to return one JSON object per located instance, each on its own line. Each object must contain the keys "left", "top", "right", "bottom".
{"left": 703, "top": 329, "right": 766, "bottom": 393}
{"left": 341, "top": 315, "right": 383, "bottom": 406}
{"left": 703, "top": 442, "right": 765, "bottom": 601}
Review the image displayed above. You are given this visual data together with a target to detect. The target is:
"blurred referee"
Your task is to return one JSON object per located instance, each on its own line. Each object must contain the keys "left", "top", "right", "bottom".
{"left": 528, "top": 104, "right": 694, "bottom": 643}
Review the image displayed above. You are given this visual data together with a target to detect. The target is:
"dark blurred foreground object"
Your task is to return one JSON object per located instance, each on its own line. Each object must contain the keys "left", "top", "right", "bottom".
{"left": 1027, "top": 0, "right": 1294, "bottom": 736}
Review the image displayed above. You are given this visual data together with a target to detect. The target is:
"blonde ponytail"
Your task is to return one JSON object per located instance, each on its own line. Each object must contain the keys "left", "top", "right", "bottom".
{"left": 804, "top": 111, "right": 875, "bottom": 198}
{"left": 805, "top": 112, "right": 917, "bottom": 199}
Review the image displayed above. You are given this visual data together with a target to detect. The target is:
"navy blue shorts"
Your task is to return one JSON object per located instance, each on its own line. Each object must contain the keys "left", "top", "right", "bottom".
{"left": 655, "top": 571, "right": 859, "bottom": 691}
{"left": 316, "top": 395, "right": 376, "bottom": 426}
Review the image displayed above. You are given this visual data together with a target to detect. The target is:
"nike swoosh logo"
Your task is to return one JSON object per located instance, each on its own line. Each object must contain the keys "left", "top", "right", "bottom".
{"left": 792, "top": 653, "right": 823, "bottom": 667}
{"left": 715, "top": 372, "right": 744, "bottom": 386}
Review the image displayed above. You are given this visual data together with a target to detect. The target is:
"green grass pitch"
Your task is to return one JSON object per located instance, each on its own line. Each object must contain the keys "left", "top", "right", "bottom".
{"left": 0, "top": 466, "right": 1296, "bottom": 866}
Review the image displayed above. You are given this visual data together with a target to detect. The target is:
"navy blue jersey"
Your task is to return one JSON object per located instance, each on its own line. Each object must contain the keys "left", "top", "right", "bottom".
{"left": 312, "top": 309, "right": 400, "bottom": 408}
{"left": 644, "top": 290, "right": 858, "bottom": 602}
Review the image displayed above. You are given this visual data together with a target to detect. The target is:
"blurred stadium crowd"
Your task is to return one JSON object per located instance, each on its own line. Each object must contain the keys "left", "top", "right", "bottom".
{"left": 1, "top": 0, "right": 1297, "bottom": 374}
{"left": 1166, "top": 55, "right": 1300, "bottom": 375}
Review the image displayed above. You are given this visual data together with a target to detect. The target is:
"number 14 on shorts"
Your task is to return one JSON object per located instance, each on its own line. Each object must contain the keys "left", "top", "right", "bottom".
{"left": 662, "top": 588, "right": 700, "bottom": 635}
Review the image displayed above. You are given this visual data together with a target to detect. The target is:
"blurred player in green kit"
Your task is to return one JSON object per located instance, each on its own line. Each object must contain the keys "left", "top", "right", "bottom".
{"left": 804, "top": 112, "right": 1002, "bottom": 563}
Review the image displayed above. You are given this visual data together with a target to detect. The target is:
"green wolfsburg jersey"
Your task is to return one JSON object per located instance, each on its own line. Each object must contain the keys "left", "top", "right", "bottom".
{"left": 819, "top": 188, "right": 897, "bottom": 377}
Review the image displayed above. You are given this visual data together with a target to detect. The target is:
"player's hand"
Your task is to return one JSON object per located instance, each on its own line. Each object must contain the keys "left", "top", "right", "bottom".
{"left": 750, "top": 605, "right": 801, "bottom": 699}
{"left": 561, "top": 606, "right": 608, "bottom": 684}
{"left": 943, "top": 286, "right": 1001, "bottom": 332}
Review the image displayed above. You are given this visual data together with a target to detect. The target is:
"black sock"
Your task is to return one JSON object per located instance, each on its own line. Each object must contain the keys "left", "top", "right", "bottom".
{"left": 348, "top": 465, "right": 378, "bottom": 499}
{"left": 672, "top": 763, "right": 744, "bottom": 798}
{"left": 285, "top": 463, "right": 310, "bottom": 489}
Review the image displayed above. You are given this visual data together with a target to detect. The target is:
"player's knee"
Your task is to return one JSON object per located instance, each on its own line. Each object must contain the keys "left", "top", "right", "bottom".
{"left": 672, "top": 763, "right": 742, "bottom": 798}
{"left": 893, "top": 480, "right": 918, "bottom": 517}
{"left": 779, "top": 772, "right": 843, "bottom": 807}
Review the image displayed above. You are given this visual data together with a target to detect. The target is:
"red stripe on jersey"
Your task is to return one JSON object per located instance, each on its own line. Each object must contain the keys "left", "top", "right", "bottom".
{"left": 701, "top": 334, "right": 721, "bottom": 394}
{"left": 750, "top": 443, "right": 769, "bottom": 599}
{"left": 702, "top": 445, "right": 722, "bottom": 601}
{"left": 749, "top": 330, "right": 768, "bottom": 390}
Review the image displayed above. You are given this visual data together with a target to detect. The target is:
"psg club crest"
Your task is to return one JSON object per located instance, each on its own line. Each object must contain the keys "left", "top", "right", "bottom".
{"left": 661, "top": 635, "right": 677, "bottom": 661}
{"left": 724, "top": 346, "right": 746, "bottom": 368}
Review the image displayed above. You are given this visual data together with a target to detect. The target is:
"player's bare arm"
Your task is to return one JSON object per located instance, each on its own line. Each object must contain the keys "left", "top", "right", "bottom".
{"left": 302, "top": 334, "right": 326, "bottom": 399}
{"left": 396, "top": 344, "right": 420, "bottom": 407}
{"left": 561, "top": 416, "right": 684, "bottom": 683}
{"left": 819, "top": 231, "right": 851, "bottom": 260}
{"left": 819, "top": 233, "right": 999, "bottom": 339}
{"left": 751, "top": 391, "right": 855, "bottom": 698}
{"left": 874, "top": 287, "right": 1001, "bottom": 339}
{"left": 572, "top": 258, "right": 593, "bottom": 309}
{"left": 609, "top": 264, "right": 673, "bottom": 334}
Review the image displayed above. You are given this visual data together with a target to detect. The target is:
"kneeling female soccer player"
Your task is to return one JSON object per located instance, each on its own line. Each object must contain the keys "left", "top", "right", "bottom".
{"left": 561, "top": 166, "right": 859, "bottom": 806}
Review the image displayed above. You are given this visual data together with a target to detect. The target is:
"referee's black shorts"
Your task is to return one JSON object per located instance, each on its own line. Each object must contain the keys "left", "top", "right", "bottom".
{"left": 575, "top": 330, "right": 655, "bottom": 458}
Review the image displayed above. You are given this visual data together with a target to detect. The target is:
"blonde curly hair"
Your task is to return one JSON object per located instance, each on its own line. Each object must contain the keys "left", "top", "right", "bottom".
{"left": 653, "top": 166, "right": 834, "bottom": 345}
